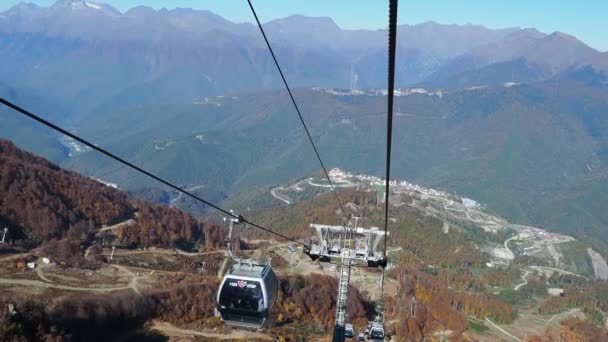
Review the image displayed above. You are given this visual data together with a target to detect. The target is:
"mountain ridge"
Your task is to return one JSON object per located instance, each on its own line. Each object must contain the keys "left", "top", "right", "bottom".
{"left": 0, "top": 0, "right": 601, "bottom": 119}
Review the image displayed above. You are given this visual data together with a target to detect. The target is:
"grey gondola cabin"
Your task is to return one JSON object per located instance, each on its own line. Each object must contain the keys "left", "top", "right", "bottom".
{"left": 216, "top": 262, "right": 278, "bottom": 328}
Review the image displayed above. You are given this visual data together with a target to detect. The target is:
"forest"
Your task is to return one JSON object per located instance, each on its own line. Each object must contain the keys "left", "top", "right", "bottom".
{"left": 0, "top": 139, "right": 224, "bottom": 259}
{"left": 539, "top": 278, "right": 608, "bottom": 327}
{"left": 0, "top": 139, "right": 133, "bottom": 244}
{"left": 384, "top": 265, "right": 514, "bottom": 340}
{"left": 527, "top": 318, "right": 608, "bottom": 341}
{"left": 0, "top": 281, "right": 219, "bottom": 341}
{"left": 0, "top": 273, "right": 372, "bottom": 341}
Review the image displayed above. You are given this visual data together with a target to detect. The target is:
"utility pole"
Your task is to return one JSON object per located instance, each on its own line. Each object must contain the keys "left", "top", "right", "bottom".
{"left": 1, "top": 227, "right": 7, "bottom": 243}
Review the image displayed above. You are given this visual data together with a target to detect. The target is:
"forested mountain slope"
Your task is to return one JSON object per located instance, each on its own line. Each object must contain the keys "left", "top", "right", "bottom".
{"left": 0, "top": 139, "right": 218, "bottom": 251}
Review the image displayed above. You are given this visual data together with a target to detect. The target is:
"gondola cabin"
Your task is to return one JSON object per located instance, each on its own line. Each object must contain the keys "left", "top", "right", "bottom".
{"left": 368, "top": 321, "right": 385, "bottom": 341}
{"left": 345, "top": 323, "right": 355, "bottom": 338}
{"left": 216, "top": 261, "right": 278, "bottom": 328}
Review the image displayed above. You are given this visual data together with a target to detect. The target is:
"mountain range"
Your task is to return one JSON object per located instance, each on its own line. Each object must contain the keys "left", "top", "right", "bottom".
{"left": 1, "top": 0, "right": 606, "bottom": 120}
{"left": 1, "top": 1, "right": 608, "bottom": 250}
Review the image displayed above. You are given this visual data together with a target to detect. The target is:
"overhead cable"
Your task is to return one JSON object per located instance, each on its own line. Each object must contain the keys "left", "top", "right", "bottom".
{"left": 247, "top": 0, "right": 350, "bottom": 222}
{"left": 383, "top": 0, "right": 398, "bottom": 258}
{"left": 379, "top": 0, "right": 399, "bottom": 319}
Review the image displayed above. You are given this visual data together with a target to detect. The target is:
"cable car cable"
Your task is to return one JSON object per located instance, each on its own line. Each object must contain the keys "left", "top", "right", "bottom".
{"left": 0, "top": 97, "right": 305, "bottom": 247}
{"left": 246, "top": 0, "right": 349, "bottom": 224}
{"left": 383, "top": 0, "right": 398, "bottom": 260}
{"left": 378, "top": 0, "right": 399, "bottom": 328}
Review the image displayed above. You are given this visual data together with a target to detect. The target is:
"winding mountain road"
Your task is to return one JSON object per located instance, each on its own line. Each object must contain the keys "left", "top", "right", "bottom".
{"left": 170, "top": 185, "right": 206, "bottom": 207}
{"left": 502, "top": 235, "right": 518, "bottom": 259}
{"left": 514, "top": 270, "right": 529, "bottom": 291}
{"left": 270, "top": 187, "right": 291, "bottom": 204}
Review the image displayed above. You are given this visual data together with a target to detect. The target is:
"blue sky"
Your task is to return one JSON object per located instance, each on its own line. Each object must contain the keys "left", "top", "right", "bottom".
{"left": 2, "top": 0, "right": 606, "bottom": 51}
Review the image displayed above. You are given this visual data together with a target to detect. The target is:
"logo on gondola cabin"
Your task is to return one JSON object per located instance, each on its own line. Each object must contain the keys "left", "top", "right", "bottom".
{"left": 237, "top": 280, "right": 247, "bottom": 288}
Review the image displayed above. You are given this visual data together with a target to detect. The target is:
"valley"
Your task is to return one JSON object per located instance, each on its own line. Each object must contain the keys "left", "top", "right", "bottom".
{"left": 42, "top": 76, "right": 606, "bottom": 253}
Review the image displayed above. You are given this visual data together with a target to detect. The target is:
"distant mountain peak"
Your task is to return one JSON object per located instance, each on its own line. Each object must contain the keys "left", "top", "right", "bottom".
{"left": 53, "top": 0, "right": 89, "bottom": 8}
{"left": 9, "top": 1, "right": 39, "bottom": 9}
{"left": 4, "top": 2, "right": 41, "bottom": 15}
{"left": 545, "top": 31, "right": 585, "bottom": 44}
{"left": 51, "top": 0, "right": 120, "bottom": 15}
{"left": 534, "top": 31, "right": 597, "bottom": 54}
{"left": 124, "top": 5, "right": 156, "bottom": 17}
{"left": 268, "top": 14, "right": 340, "bottom": 31}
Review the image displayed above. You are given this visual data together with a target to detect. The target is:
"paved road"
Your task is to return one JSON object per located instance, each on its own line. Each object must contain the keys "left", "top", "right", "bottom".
{"left": 270, "top": 187, "right": 291, "bottom": 204}
{"left": 170, "top": 185, "right": 205, "bottom": 207}
{"left": 307, "top": 178, "right": 354, "bottom": 188}
{"left": 502, "top": 235, "right": 518, "bottom": 260}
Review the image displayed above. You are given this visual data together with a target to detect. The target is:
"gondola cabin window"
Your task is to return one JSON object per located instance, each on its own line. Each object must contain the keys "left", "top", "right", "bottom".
{"left": 219, "top": 280, "right": 264, "bottom": 312}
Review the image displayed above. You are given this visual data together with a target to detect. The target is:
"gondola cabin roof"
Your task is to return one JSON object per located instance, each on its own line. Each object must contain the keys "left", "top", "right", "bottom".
{"left": 228, "top": 261, "right": 269, "bottom": 278}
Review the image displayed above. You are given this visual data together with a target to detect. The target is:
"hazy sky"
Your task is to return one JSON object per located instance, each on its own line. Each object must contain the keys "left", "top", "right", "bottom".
{"left": 1, "top": 0, "right": 606, "bottom": 51}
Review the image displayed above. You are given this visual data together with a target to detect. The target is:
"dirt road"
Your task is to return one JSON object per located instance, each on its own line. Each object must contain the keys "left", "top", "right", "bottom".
{"left": 484, "top": 318, "right": 522, "bottom": 342}
{"left": 514, "top": 270, "right": 529, "bottom": 291}
{"left": 97, "top": 219, "right": 135, "bottom": 235}
{"left": 0, "top": 264, "right": 140, "bottom": 294}
{"left": 0, "top": 277, "right": 131, "bottom": 292}
{"left": 151, "top": 321, "right": 272, "bottom": 340}
{"left": 111, "top": 264, "right": 140, "bottom": 294}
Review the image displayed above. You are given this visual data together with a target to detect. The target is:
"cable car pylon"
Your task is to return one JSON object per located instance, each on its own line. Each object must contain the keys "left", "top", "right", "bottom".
{"left": 332, "top": 220, "right": 354, "bottom": 341}
{"left": 304, "top": 217, "right": 388, "bottom": 341}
